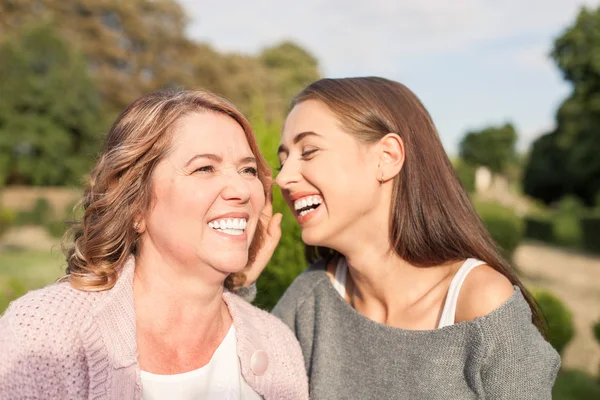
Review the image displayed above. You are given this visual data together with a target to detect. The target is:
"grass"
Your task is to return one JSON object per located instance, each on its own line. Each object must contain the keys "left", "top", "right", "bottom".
{"left": 0, "top": 248, "right": 65, "bottom": 313}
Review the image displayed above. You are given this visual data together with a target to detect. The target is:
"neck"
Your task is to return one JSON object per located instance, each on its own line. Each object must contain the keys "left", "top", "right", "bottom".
{"left": 133, "top": 248, "right": 231, "bottom": 342}
{"left": 340, "top": 243, "right": 456, "bottom": 324}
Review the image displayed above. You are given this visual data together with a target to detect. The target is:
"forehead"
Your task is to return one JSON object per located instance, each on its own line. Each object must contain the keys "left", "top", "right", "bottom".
{"left": 171, "top": 111, "right": 252, "bottom": 155}
{"left": 282, "top": 100, "right": 340, "bottom": 142}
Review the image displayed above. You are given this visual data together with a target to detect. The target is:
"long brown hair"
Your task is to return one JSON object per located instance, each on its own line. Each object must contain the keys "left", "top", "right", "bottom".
{"left": 294, "top": 77, "right": 542, "bottom": 329}
{"left": 62, "top": 90, "right": 271, "bottom": 291}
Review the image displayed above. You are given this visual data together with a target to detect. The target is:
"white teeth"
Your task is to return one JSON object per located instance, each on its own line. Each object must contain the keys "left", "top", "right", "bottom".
{"left": 221, "top": 228, "right": 243, "bottom": 236}
{"left": 299, "top": 208, "right": 317, "bottom": 217}
{"left": 294, "top": 195, "right": 323, "bottom": 211}
{"left": 208, "top": 218, "right": 248, "bottom": 233}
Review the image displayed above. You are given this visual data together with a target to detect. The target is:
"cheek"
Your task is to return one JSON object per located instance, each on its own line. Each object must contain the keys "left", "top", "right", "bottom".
{"left": 250, "top": 181, "right": 266, "bottom": 211}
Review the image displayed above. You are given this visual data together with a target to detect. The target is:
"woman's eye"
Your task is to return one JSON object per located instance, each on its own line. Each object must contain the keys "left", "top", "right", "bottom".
{"left": 194, "top": 165, "right": 214, "bottom": 173}
{"left": 301, "top": 149, "right": 318, "bottom": 158}
{"left": 241, "top": 167, "right": 258, "bottom": 176}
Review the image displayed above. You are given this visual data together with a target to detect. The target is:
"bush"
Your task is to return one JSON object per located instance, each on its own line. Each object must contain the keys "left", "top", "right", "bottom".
{"left": 553, "top": 369, "right": 600, "bottom": 400}
{"left": 533, "top": 290, "right": 574, "bottom": 355}
{"left": 16, "top": 197, "right": 52, "bottom": 225}
{"left": 524, "top": 216, "right": 554, "bottom": 242}
{"left": 553, "top": 214, "right": 582, "bottom": 248}
{"left": 0, "top": 207, "right": 16, "bottom": 238}
{"left": 453, "top": 159, "right": 476, "bottom": 194}
{"left": 556, "top": 195, "right": 586, "bottom": 216}
{"left": 45, "top": 220, "right": 65, "bottom": 239}
{"left": 552, "top": 196, "right": 584, "bottom": 247}
{"left": 581, "top": 216, "right": 600, "bottom": 254}
{"left": 0, "top": 278, "right": 28, "bottom": 314}
{"left": 474, "top": 200, "right": 524, "bottom": 260}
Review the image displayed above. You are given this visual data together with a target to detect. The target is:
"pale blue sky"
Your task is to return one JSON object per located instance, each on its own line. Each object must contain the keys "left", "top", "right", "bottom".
{"left": 179, "top": 0, "right": 599, "bottom": 155}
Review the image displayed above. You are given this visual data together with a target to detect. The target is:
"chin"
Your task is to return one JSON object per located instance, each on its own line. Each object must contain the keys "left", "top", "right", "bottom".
{"left": 209, "top": 255, "right": 248, "bottom": 274}
{"left": 301, "top": 229, "right": 329, "bottom": 248}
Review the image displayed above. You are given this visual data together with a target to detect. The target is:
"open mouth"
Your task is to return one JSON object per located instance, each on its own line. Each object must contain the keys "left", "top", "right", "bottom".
{"left": 294, "top": 195, "right": 323, "bottom": 217}
{"left": 208, "top": 218, "right": 247, "bottom": 236}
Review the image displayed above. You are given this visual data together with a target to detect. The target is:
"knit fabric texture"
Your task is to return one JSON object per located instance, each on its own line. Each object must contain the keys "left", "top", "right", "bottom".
{"left": 0, "top": 257, "right": 308, "bottom": 400}
{"left": 272, "top": 261, "right": 561, "bottom": 400}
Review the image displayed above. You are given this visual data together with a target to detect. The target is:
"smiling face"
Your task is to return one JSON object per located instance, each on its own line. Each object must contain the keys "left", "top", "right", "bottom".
{"left": 140, "top": 111, "right": 265, "bottom": 279}
{"left": 276, "top": 100, "right": 385, "bottom": 250}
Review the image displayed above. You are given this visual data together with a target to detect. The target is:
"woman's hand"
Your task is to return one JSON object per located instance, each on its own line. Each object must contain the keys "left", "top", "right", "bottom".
{"left": 242, "top": 190, "right": 283, "bottom": 287}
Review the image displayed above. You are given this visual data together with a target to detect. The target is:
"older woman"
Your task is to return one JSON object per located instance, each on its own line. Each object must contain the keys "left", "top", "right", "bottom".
{"left": 0, "top": 90, "right": 308, "bottom": 400}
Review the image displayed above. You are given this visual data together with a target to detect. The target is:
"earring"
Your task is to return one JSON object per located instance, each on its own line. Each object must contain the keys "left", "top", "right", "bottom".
{"left": 379, "top": 172, "right": 384, "bottom": 184}
{"left": 133, "top": 221, "right": 140, "bottom": 231}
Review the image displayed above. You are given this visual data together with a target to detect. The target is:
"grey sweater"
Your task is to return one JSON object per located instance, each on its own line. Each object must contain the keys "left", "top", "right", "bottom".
{"left": 272, "top": 261, "right": 560, "bottom": 400}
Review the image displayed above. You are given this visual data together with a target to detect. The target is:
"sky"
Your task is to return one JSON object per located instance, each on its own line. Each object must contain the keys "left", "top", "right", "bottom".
{"left": 178, "top": 0, "right": 600, "bottom": 155}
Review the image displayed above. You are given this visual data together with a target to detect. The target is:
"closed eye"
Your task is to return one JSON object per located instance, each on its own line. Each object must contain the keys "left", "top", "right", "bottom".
{"left": 241, "top": 166, "right": 258, "bottom": 176}
{"left": 301, "top": 149, "right": 318, "bottom": 158}
{"left": 194, "top": 165, "right": 214, "bottom": 173}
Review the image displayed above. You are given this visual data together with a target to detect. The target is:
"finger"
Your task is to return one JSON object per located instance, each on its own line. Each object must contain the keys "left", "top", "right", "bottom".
{"left": 267, "top": 213, "right": 283, "bottom": 242}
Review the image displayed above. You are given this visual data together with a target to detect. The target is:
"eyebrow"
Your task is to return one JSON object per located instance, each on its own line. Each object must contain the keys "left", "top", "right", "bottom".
{"left": 184, "top": 154, "right": 257, "bottom": 167}
{"left": 277, "top": 131, "right": 321, "bottom": 154}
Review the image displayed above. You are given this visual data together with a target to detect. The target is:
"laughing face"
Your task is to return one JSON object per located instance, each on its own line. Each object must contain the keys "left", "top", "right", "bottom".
{"left": 140, "top": 111, "right": 265, "bottom": 279}
{"left": 276, "top": 100, "right": 383, "bottom": 251}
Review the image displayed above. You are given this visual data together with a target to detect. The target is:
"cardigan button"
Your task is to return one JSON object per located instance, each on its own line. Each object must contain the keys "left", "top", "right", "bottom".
{"left": 250, "top": 350, "right": 269, "bottom": 376}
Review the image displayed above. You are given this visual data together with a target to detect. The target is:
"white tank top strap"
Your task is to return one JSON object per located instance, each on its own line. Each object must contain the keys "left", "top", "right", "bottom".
{"left": 437, "top": 258, "right": 487, "bottom": 329}
{"left": 332, "top": 257, "right": 348, "bottom": 297}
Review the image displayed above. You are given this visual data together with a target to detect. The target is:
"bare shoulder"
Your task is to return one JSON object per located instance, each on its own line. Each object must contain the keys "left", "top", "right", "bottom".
{"left": 454, "top": 264, "right": 515, "bottom": 323}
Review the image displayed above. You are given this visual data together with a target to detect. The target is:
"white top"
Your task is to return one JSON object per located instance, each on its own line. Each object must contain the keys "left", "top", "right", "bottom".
{"left": 333, "top": 257, "right": 486, "bottom": 329}
{"left": 140, "top": 326, "right": 262, "bottom": 400}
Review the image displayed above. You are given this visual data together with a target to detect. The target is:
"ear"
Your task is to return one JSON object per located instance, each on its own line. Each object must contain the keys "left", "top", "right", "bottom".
{"left": 377, "top": 133, "right": 405, "bottom": 182}
{"left": 133, "top": 213, "right": 146, "bottom": 233}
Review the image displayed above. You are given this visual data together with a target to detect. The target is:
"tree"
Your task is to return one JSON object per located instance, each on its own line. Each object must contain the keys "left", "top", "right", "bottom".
{"left": 0, "top": 1, "right": 321, "bottom": 120}
{"left": 0, "top": 23, "right": 107, "bottom": 186}
{"left": 260, "top": 41, "right": 321, "bottom": 110}
{"left": 0, "top": 0, "right": 199, "bottom": 114}
{"left": 523, "top": 7, "right": 600, "bottom": 205}
{"left": 459, "top": 123, "right": 517, "bottom": 175}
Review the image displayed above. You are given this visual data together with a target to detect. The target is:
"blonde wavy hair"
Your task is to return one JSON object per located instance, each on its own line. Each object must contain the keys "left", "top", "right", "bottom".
{"left": 62, "top": 90, "right": 271, "bottom": 291}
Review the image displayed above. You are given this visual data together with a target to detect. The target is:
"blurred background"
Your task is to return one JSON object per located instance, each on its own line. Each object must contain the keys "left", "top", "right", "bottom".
{"left": 0, "top": 1, "right": 599, "bottom": 398}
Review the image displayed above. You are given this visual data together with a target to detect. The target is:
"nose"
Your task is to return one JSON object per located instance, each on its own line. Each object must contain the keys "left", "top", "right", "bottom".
{"left": 221, "top": 172, "right": 252, "bottom": 203}
{"left": 275, "top": 159, "right": 301, "bottom": 190}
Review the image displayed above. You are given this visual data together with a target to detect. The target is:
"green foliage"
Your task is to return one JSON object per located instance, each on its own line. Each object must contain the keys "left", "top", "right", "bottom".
{"left": 260, "top": 41, "right": 320, "bottom": 108}
{"left": 553, "top": 196, "right": 584, "bottom": 247}
{"left": 453, "top": 159, "right": 476, "bottom": 194}
{"left": 0, "top": 248, "right": 65, "bottom": 314}
{"left": 533, "top": 290, "right": 575, "bottom": 356}
{"left": 44, "top": 219, "right": 65, "bottom": 239}
{"left": 16, "top": 197, "right": 52, "bottom": 226}
{"left": 0, "top": 207, "right": 16, "bottom": 237}
{"left": 594, "top": 319, "right": 600, "bottom": 344}
{"left": 474, "top": 200, "right": 524, "bottom": 260}
{"left": 524, "top": 7, "right": 600, "bottom": 205}
{"left": 16, "top": 197, "right": 52, "bottom": 225}
{"left": 524, "top": 216, "right": 554, "bottom": 242}
{"left": 459, "top": 123, "right": 517, "bottom": 175}
{"left": 553, "top": 369, "right": 600, "bottom": 400}
{"left": 0, "top": 278, "right": 27, "bottom": 314}
{"left": 581, "top": 216, "right": 600, "bottom": 254}
{"left": 0, "top": 1, "right": 321, "bottom": 121}
{"left": 0, "top": 22, "right": 107, "bottom": 186}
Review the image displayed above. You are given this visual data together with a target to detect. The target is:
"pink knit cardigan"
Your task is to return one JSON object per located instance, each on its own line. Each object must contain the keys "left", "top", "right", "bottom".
{"left": 0, "top": 257, "right": 309, "bottom": 399}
